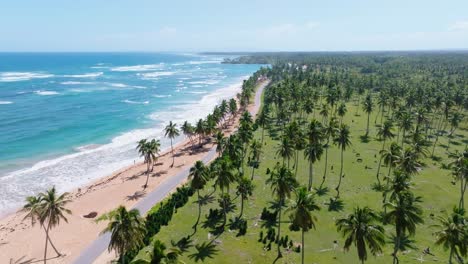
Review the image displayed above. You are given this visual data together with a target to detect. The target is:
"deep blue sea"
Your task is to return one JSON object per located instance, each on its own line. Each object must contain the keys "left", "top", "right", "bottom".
{"left": 0, "top": 52, "right": 262, "bottom": 214}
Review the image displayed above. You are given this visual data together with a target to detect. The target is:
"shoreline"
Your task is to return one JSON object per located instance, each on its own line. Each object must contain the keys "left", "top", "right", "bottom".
{"left": 0, "top": 79, "right": 268, "bottom": 264}
{"left": 0, "top": 76, "right": 251, "bottom": 218}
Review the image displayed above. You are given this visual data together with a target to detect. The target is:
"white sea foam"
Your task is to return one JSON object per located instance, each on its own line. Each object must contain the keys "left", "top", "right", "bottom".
{"left": 0, "top": 72, "right": 54, "bottom": 82}
{"left": 0, "top": 101, "right": 13, "bottom": 105}
{"left": 153, "top": 94, "right": 172, "bottom": 98}
{"left": 137, "top": 71, "right": 175, "bottom": 79}
{"left": 122, "top": 99, "right": 149, "bottom": 105}
{"left": 109, "top": 83, "right": 128, "bottom": 88}
{"left": 186, "top": 90, "right": 208, "bottom": 94}
{"left": 188, "top": 60, "right": 222, "bottom": 65}
{"left": 63, "top": 72, "right": 103, "bottom": 78}
{"left": 0, "top": 77, "right": 246, "bottom": 214}
{"left": 35, "top": 90, "right": 60, "bottom": 96}
{"left": 188, "top": 80, "right": 220, "bottom": 85}
{"left": 110, "top": 64, "right": 164, "bottom": 72}
{"left": 61, "top": 81, "right": 95, "bottom": 85}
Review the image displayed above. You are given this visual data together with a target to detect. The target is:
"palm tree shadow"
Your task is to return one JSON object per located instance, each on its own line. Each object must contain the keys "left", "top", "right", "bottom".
{"left": 171, "top": 236, "right": 193, "bottom": 253}
{"left": 12, "top": 254, "right": 62, "bottom": 264}
{"left": 359, "top": 135, "right": 370, "bottom": 143}
{"left": 126, "top": 190, "right": 146, "bottom": 201}
{"left": 326, "top": 198, "right": 345, "bottom": 212}
{"left": 188, "top": 242, "right": 219, "bottom": 262}
{"left": 197, "top": 194, "right": 215, "bottom": 206}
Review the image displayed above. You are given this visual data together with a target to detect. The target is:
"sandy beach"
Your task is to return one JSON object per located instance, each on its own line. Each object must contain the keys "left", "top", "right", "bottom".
{"left": 0, "top": 80, "right": 268, "bottom": 264}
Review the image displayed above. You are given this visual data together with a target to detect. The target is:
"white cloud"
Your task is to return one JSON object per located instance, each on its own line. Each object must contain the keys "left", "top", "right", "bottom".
{"left": 305, "top": 21, "right": 320, "bottom": 29}
{"left": 449, "top": 21, "right": 468, "bottom": 31}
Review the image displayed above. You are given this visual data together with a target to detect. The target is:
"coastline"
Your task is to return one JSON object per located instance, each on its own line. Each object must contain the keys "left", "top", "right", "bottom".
{"left": 0, "top": 79, "right": 268, "bottom": 264}
{"left": 0, "top": 76, "right": 251, "bottom": 218}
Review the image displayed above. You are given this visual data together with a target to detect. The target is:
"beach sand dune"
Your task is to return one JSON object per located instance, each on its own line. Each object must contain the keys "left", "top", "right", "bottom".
{"left": 0, "top": 80, "right": 268, "bottom": 264}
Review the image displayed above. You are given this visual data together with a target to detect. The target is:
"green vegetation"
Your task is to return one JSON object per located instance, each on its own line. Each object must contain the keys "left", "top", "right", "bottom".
{"left": 99, "top": 53, "right": 468, "bottom": 263}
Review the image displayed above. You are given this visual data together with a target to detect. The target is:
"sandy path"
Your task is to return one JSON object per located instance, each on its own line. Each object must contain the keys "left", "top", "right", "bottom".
{"left": 0, "top": 80, "right": 268, "bottom": 264}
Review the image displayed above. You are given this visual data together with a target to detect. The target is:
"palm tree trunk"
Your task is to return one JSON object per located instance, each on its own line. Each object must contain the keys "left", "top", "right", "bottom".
{"left": 335, "top": 148, "right": 344, "bottom": 198}
{"left": 194, "top": 190, "right": 202, "bottom": 230}
{"left": 277, "top": 201, "right": 282, "bottom": 258}
{"left": 401, "top": 130, "right": 405, "bottom": 149}
{"left": 44, "top": 220, "right": 51, "bottom": 264}
{"left": 261, "top": 125, "right": 265, "bottom": 145}
{"left": 366, "top": 113, "right": 370, "bottom": 136}
{"left": 239, "top": 197, "right": 244, "bottom": 218}
{"left": 42, "top": 225, "right": 60, "bottom": 256}
{"left": 383, "top": 165, "right": 392, "bottom": 214}
{"left": 393, "top": 233, "right": 400, "bottom": 264}
{"left": 375, "top": 140, "right": 386, "bottom": 186}
{"left": 320, "top": 139, "right": 330, "bottom": 189}
{"left": 301, "top": 229, "right": 305, "bottom": 264}
{"left": 449, "top": 246, "right": 454, "bottom": 264}
{"left": 170, "top": 138, "right": 174, "bottom": 167}
{"left": 460, "top": 178, "right": 466, "bottom": 210}
{"left": 308, "top": 160, "right": 313, "bottom": 191}
{"left": 121, "top": 248, "right": 125, "bottom": 264}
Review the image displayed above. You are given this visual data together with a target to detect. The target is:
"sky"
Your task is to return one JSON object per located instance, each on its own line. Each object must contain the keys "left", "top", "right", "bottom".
{"left": 1, "top": 0, "right": 467, "bottom": 52}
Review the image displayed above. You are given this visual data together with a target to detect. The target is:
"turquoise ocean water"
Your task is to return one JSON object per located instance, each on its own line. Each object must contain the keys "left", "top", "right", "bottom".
{"left": 0, "top": 52, "right": 262, "bottom": 215}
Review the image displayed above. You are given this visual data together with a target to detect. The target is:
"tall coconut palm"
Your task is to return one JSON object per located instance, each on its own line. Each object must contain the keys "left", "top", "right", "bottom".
{"left": 236, "top": 177, "right": 254, "bottom": 218}
{"left": 433, "top": 207, "right": 468, "bottom": 264}
{"left": 449, "top": 149, "right": 468, "bottom": 210}
{"left": 266, "top": 165, "right": 298, "bottom": 259}
{"left": 22, "top": 195, "right": 61, "bottom": 257}
{"left": 288, "top": 186, "right": 320, "bottom": 264}
{"left": 362, "top": 94, "right": 374, "bottom": 137}
{"left": 97, "top": 206, "right": 146, "bottom": 264}
{"left": 249, "top": 139, "right": 262, "bottom": 180}
{"left": 181, "top": 121, "right": 195, "bottom": 149}
{"left": 319, "top": 118, "right": 339, "bottom": 190}
{"left": 334, "top": 124, "right": 352, "bottom": 198}
{"left": 38, "top": 187, "right": 72, "bottom": 264}
{"left": 336, "top": 207, "right": 385, "bottom": 264}
{"left": 385, "top": 191, "right": 424, "bottom": 264}
{"left": 214, "top": 157, "right": 238, "bottom": 194}
{"left": 214, "top": 131, "right": 225, "bottom": 157}
{"left": 164, "top": 121, "right": 180, "bottom": 167}
{"left": 136, "top": 139, "right": 150, "bottom": 173}
{"left": 276, "top": 136, "right": 294, "bottom": 167}
{"left": 229, "top": 98, "right": 238, "bottom": 123}
{"left": 256, "top": 107, "right": 270, "bottom": 145}
{"left": 398, "top": 112, "right": 413, "bottom": 149}
{"left": 337, "top": 102, "right": 347, "bottom": 125}
{"left": 304, "top": 141, "right": 324, "bottom": 191}
{"left": 195, "top": 119, "right": 205, "bottom": 146}
{"left": 375, "top": 120, "right": 395, "bottom": 186}
{"left": 189, "top": 161, "right": 209, "bottom": 231}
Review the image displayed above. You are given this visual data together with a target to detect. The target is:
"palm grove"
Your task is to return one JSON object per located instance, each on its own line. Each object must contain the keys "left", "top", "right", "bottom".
{"left": 23, "top": 53, "right": 468, "bottom": 263}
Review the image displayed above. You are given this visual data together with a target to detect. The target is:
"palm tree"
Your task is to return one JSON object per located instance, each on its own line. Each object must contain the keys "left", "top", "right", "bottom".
{"left": 449, "top": 149, "right": 468, "bottom": 210}
{"left": 164, "top": 121, "right": 180, "bottom": 167}
{"left": 336, "top": 207, "right": 385, "bottom": 264}
{"left": 97, "top": 206, "right": 146, "bottom": 264}
{"left": 319, "top": 118, "right": 339, "bottom": 190}
{"left": 380, "top": 143, "right": 402, "bottom": 211}
{"left": 189, "top": 161, "right": 209, "bottom": 231}
{"left": 276, "top": 136, "right": 294, "bottom": 167}
{"left": 398, "top": 112, "right": 413, "bottom": 148}
{"left": 288, "top": 186, "right": 320, "bottom": 264}
{"left": 22, "top": 195, "right": 61, "bottom": 257}
{"left": 195, "top": 119, "right": 205, "bottom": 146}
{"left": 363, "top": 94, "right": 374, "bottom": 137}
{"left": 375, "top": 120, "right": 395, "bottom": 186}
{"left": 266, "top": 165, "right": 298, "bottom": 259}
{"left": 214, "top": 157, "right": 238, "bottom": 194}
{"left": 214, "top": 131, "right": 225, "bottom": 157}
{"left": 249, "top": 139, "right": 262, "bottom": 180}
{"left": 337, "top": 102, "right": 347, "bottom": 125}
{"left": 38, "top": 187, "right": 72, "bottom": 264}
{"left": 136, "top": 139, "right": 150, "bottom": 173}
{"left": 137, "top": 139, "right": 160, "bottom": 189}
{"left": 256, "top": 108, "right": 269, "bottom": 145}
{"left": 131, "top": 239, "right": 182, "bottom": 264}
{"left": 304, "top": 141, "right": 324, "bottom": 191}
{"left": 433, "top": 207, "right": 468, "bottom": 264}
{"left": 334, "top": 124, "right": 352, "bottom": 198}
{"left": 229, "top": 98, "right": 238, "bottom": 123}
{"left": 236, "top": 177, "right": 254, "bottom": 218}
{"left": 385, "top": 192, "right": 424, "bottom": 264}
{"left": 181, "top": 121, "right": 195, "bottom": 149}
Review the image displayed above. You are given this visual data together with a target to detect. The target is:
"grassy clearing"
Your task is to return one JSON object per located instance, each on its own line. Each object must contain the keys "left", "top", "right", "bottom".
{"left": 153, "top": 96, "right": 466, "bottom": 264}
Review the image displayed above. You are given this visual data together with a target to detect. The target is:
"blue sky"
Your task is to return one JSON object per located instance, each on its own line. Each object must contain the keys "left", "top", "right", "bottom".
{"left": 1, "top": 0, "right": 467, "bottom": 51}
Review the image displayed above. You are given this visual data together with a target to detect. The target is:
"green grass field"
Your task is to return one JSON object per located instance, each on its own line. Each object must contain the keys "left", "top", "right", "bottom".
{"left": 154, "top": 94, "right": 466, "bottom": 264}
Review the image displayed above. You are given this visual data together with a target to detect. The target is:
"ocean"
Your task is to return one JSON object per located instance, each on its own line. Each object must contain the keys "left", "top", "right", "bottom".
{"left": 0, "top": 52, "right": 262, "bottom": 215}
